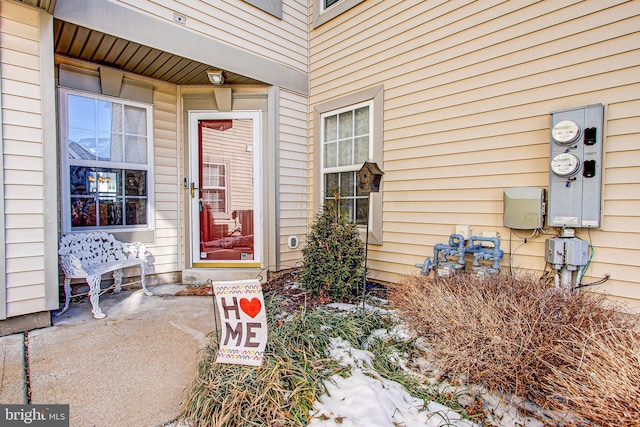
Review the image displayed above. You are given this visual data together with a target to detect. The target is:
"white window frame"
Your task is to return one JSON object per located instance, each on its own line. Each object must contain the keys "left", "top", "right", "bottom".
{"left": 59, "top": 88, "right": 155, "bottom": 233}
{"left": 201, "top": 161, "right": 228, "bottom": 214}
{"left": 320, "top": 100, "right": 373, "bottom": 226}
{"left": 314, "top": 85, "right": 384, "bottom": 244}
{"left": 313, "top": 0, "right": 366, "bottom": 28}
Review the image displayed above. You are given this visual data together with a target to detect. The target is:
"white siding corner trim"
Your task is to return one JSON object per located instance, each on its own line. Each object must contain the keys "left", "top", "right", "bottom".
{"left": 0, "top": 34, "right": 6, "bottom": 321}
{"left": 40, "top": 8, "right": 59, "bottom": 312}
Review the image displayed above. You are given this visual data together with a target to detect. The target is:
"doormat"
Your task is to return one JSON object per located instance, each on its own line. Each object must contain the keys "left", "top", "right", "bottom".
{"left": 176, "top": 284, "right": 212, "bottom": 296}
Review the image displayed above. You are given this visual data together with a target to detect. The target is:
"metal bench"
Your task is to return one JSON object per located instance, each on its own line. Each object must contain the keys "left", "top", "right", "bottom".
{"left": 58, "top": 232, "right": 152, "bottom": 319}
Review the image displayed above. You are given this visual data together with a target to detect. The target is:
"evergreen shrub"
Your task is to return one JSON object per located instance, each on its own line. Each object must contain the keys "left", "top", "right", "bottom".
{"left": 300, "top": 193, "right": 365, "bottom": 301}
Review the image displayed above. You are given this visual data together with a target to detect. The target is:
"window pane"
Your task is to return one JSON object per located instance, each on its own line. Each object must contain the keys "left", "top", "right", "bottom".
{"left": 125, "top": 170, "right": 146, "bottom": 196}
{"left": 356, "top": 197, "right": 369, "bottom": 226}
{"left": 325, "top": 0, "right": 341, "bottom": 9}
{"left": 124, "top": 105, "right": 147, "bottom": 135}
{"left": 68, "top": 95, "right": 95, "bottom": 130}
{"left": 99, "top": 198, "right": 123, "bottom": 226}
{"left": 325, "top": 173, "right": 339, "bottom": 196}
{"left": 70, "top": 167, "right": 95, "bottom": 196}
{"left": 324, "top": 141, "right": 337, "bottom": 168}
{"left": 96, "top": 169, "right": 121, "bottom": 196}
{"left": 126, "top": 199, "right": 147, "bottom": 225}
{"left": 337, "top": 139, "right": 353, "bottom": 167}
{"left": 69, "top": 129, "right": 97, "bottom": 160}
{"left": 354, "top": 136, "right": 369, "bottom": 164}
{"left": 71, "top": 198, "right": 96, "bottom": 227}
{"left": 203, "top": 164, "right": 213, "bottom": 187}
{"left": 97, "top": 100, "right": 114, "bottom": 132}
{"left": 342, "top": 199, "right": 354, "bottom": 223}
{"left": 125, "top": 135, "right": 148, "bottom": 164}
{"left": 339, "top": 171, "right": 354, "bottom": 197}
{"left": 203, "top": 163, "right": 226, "bottom": 188}
{"left": 95, "top": 131, "right": 113, "bottom": 162}
{"left": 216, "top": 165, "right": 226, "bottom": 187}
{"left": 354, "top": 106, "right": 369, "bottom": 136}
{"left": 338, "top": 111, "right": 353, "bottom": 139}
{"left": 324, "top": 115, "right": 337, "bottom": 143}
{"left": 105, "top": 133, "right": 123, "bottom": 162}
{"left": 203, "top": 190, "right": 225, "bottom": 213}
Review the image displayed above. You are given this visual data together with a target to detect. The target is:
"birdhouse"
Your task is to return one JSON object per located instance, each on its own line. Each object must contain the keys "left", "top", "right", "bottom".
{"left": 357, "top": 161, "right": 384, "bottom": 192}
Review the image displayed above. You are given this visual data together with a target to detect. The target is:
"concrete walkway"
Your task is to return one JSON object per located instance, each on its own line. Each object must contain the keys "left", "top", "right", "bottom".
{"left": 0, "top": 285, "right": 216, "bottom": 427}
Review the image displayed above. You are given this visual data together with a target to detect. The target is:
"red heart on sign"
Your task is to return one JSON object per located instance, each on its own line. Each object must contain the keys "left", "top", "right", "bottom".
{"left": 240, "top": 298, "right": 262, "bottom": 318}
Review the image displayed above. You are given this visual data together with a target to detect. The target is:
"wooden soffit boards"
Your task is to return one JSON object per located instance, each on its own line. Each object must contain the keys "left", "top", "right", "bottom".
{"left": 53, "top": 0, "right": 308, "bottom": 94}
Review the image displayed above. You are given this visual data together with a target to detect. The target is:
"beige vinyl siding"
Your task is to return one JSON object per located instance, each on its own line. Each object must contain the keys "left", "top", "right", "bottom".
{"left": 119, "top": 0, "right": 308, "bottom": 73}
{"left": 151, "top": 80, "right": 181, "bottom": 274}
{"left": 310, "top": 0, "right": 640, "bottom": 309}
{"left": 1, "top": 0, "right": 47, "bottom": 317}
{"left": 278, "top": 89, "right": 308, "bottom": 268}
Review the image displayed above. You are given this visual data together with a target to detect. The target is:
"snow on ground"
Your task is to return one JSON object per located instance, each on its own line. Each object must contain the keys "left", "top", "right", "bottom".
{"left": 169, "top": 297, "right": 548, "bottom": 427}
{"left": 315, "top": 302, "right": 546, "bottom": 427}
{"left": 308, "top": 336, "right": 478, "bottom": 427}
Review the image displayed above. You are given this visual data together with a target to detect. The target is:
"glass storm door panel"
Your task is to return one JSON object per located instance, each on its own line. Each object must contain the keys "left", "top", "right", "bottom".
{"left": 190, "top": 112, "right": 262, "bottom": 266}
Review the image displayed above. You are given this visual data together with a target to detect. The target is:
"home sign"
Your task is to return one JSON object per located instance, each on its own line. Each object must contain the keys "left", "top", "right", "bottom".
{"left": 212, "top": 279, "right": 267, "bottom": 366}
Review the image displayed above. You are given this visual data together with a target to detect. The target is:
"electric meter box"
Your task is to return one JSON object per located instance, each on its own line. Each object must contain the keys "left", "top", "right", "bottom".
{"left": 503, "top": 187, "right": 545, "bottom": 229}
{"left": 548, "top": 104, "right": 604, "bottom": 228}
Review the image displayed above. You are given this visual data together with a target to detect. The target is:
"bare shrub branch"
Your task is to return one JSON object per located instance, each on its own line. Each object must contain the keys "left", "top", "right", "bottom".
{"left": 389, "top": 273, "right": 640, "bottom": 425}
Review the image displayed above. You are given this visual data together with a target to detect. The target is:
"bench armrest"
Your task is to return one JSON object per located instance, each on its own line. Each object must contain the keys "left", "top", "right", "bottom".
{"left": 59, "top": 254, "right": 88, "bottom": 277}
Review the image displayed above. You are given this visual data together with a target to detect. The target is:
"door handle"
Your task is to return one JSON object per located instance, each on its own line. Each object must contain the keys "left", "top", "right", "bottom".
{"left": 191, "top": 182, "right": 197, "bottom": 198}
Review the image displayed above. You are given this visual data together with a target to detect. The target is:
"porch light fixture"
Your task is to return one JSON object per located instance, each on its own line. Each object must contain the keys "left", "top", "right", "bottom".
{"left": 206, "top": 69, "right": 225, "bottom": 85}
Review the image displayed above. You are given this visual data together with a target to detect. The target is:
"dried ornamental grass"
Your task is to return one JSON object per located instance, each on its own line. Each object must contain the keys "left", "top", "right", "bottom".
{"left": 181, "top": 293, "right": 416, "bottom": 427}
{"left": 182, "top": 306, "right": 335, "bottom": 426}
{"left": 542, "top": 323, "right": 640, "bottom": 426}
{"left": 388, "top": 273, "right": 570, "bottom": 402}
{"left": 388, "top": 273, "right": 640, "bottom": 424}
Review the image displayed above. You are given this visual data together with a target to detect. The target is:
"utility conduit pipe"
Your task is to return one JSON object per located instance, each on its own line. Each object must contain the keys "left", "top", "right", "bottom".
{"left": 416, "top": 234, "right": 504, "bottom": 276}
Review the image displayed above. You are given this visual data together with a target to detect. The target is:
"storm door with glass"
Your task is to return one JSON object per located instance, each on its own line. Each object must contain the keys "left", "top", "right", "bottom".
{"left": 189, "top": 112, "right": 262, "bottom": 267}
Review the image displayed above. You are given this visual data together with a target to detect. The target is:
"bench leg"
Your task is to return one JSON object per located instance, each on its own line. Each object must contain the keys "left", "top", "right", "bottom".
{"left": 55, "top": 278, "right": 72, "bottom": 317}
{"left": 141, "top": 263, "right": 153, "bottom": 296}
{"left": 87, "top": 275, "right": 106, "bottom": 319}
{"left": 113, "top": 269, "right": 123, "bottom": 293}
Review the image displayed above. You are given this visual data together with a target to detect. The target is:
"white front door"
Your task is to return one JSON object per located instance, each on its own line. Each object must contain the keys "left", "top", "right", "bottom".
{"left": 188, "top": 111, "right": 262, "bottom": 267}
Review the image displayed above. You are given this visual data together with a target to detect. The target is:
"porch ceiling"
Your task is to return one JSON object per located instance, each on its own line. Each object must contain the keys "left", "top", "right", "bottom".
{"left": 53, "top": 19, "right": 265, "bottom": 86}
{"left": 20, "top": 0, "right": 56, "bottom": 14}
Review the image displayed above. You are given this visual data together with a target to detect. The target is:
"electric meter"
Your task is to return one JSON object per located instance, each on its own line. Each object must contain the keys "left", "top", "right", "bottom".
{"left": 551, "top": 152, "right": 580, "bottom": 177}
{"left": 547, "top": 104, "right": 604, "bottom": 229}
{"left": 551, "top": 120, "right": 581, "bottom": 145}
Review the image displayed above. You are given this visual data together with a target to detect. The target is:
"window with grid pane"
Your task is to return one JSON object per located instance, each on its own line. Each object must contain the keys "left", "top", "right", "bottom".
{"left": 202, "top": 162, "right": 227, "bottom": 213}
{"left": 321, "top": 102, "right": 372, "bottom": 225}
{"left": 60, "top": 89, "right": 153, "bottom": 232}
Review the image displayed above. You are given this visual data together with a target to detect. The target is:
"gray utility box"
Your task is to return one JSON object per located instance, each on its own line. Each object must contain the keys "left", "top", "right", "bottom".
{"left": 503, "top": 187, "right": 545, "bottom": 229}
{"left": 545, "top": 237, "right": 589, "bottom": 270}
{"left": 548, "top": 104, "right": 604, "bottom": 228}
{"left": 545, "top": 238, "right": 565, "bottom": 268}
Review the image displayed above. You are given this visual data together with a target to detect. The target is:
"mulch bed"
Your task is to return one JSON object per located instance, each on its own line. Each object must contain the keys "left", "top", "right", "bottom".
{"left": 174, "top": 270, "right": 302, "bottom": 299}
{"left": 175, "top": 269, "right": 388, "bottom": 315}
